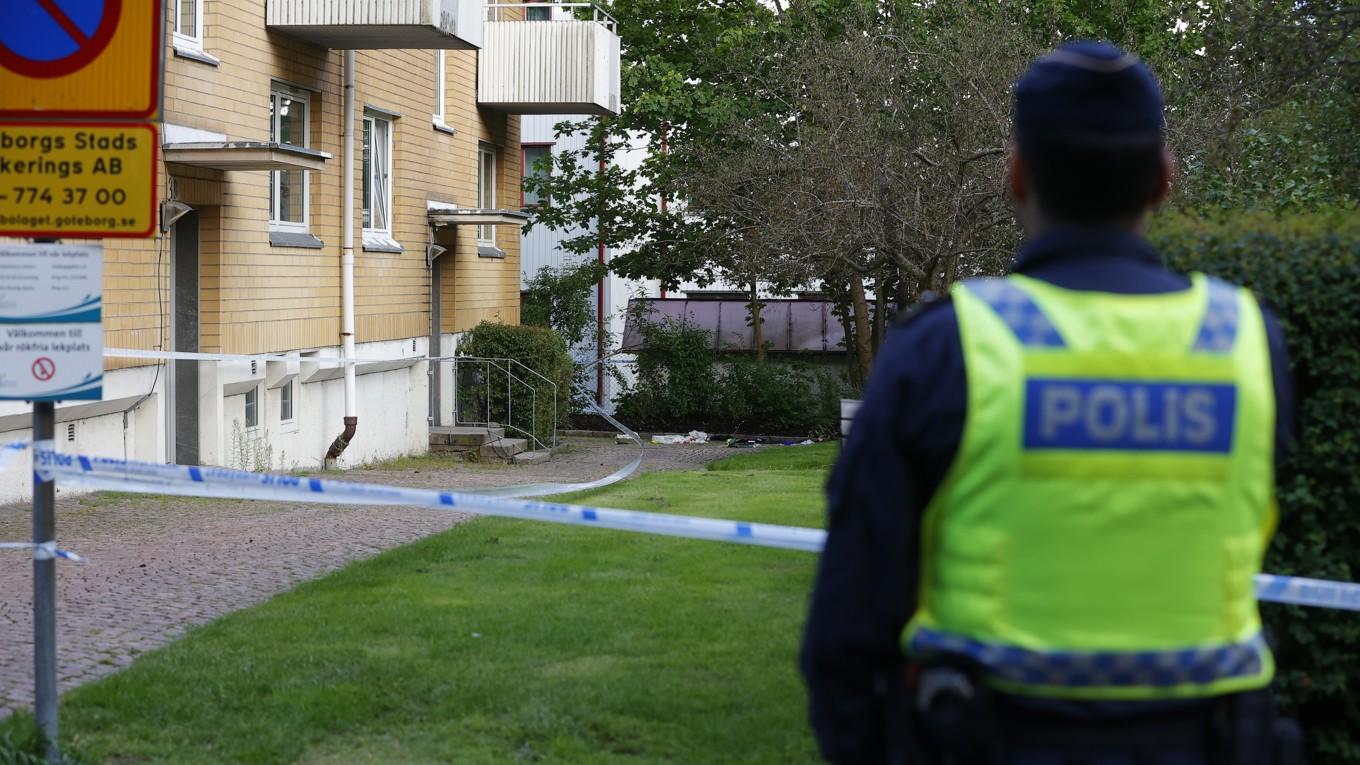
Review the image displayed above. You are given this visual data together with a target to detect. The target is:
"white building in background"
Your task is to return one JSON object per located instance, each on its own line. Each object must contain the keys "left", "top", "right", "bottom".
{"left": 520, "top": 114, "right": 657, "bottom": 409}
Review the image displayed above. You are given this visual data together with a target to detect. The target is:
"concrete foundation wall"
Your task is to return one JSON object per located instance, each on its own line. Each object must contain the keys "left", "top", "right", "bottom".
{"left": 0, "top": 338, "right": 430, "bottom": 506}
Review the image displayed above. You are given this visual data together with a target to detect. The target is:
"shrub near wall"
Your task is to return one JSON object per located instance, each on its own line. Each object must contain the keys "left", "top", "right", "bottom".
{"left": 456, "top": 322, "right": 574, "bottom": 449}
{"left": 1153, "top": 211, "right": 1360, "bottom": 761}
{"left": 616, "top": 318, "right": 847, "bottom": 435}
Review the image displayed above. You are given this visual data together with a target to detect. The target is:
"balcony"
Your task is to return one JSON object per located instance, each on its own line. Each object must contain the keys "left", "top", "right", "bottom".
{"left": 266, "top": 0, "right": 483, "bottom": 49}
{"left": 477, "top": 3, "right": 621, "bottom": 116}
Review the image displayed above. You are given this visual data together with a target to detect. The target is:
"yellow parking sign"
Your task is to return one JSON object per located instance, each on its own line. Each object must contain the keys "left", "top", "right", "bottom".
{"left": 0, "top": 0, "right": 162, "bottom": 118}
{"left": 0, "top": 122, "right": 157, "bottom": 238}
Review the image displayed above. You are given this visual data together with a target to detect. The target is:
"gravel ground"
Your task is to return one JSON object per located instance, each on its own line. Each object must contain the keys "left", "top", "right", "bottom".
{"left": 0, "top": 437, "right": 727, "bottom": 718}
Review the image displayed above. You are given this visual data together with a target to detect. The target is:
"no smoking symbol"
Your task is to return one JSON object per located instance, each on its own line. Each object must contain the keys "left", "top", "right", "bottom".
{"left": 0, "top": 0, "right": 123, "bottom": 79}
{"left": 32, "top": 357, "right": 56, "bottom": 382}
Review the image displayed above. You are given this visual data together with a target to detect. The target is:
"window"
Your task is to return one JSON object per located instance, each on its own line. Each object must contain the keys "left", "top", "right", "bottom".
{"left": 521, "top": 144, "right": 552, "bottom": 207}
{"left": 477, "top": 143, "right": 497, "bottom": 242}
{"left": 244, "top": 387, "right": 259, "bottom": 429}
{"left": 525, "top": 5, "right": 551, "bottom": 21}
{"left": 175, "top": 0, "right": 203, "bottom": 46}
{"left": 279, "top": 380, "right": 294, "bottom": 423}
{"left": 363, "top": 114, "right": 393, "bottom": 234}
{"left": 270, "top": 86, "right": 309, "bottom": 230}
{"left": 433, "top": 52, "right": 448, "bottom": 127}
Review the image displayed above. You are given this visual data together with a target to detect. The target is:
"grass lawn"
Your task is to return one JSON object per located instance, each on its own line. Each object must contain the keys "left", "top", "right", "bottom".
{"left": 6, "top": 445, "right": 835, "bottom": 764}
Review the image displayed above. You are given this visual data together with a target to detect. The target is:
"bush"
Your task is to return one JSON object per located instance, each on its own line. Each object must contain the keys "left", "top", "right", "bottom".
{"left": 455, "top": 322, "right": 573, "bottom": 449}
{"left": 616, "top": 317, "right": 847, "bottom": 435}
{"left": 1152, "top": 210, "right": 1360, "bottom": 762}
{"left": 716, "top": 361, "right": 843, "bottom": 436}
{"left": 520, "top": 263, "right": 614, "bottom": 412}
{"left": 521, "top": 262, "right": 607, "bottom": 350}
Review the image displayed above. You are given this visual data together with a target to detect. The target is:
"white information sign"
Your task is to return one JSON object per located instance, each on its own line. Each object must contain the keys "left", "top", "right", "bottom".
{"left": 0, "top": 243, "right": 103, "bottom": 401}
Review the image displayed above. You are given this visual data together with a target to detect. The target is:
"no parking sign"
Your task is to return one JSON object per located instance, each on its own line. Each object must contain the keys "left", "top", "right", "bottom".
{"left": 0, "top": 0, "right": 162, "bottom": 237}
{"left": 0, "top": 0, "right": 162, "bottom": 118}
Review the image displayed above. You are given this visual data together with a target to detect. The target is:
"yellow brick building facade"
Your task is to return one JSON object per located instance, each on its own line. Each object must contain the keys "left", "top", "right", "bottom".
{"left": 0, "top": 0, "right": 619, "bottom": 492}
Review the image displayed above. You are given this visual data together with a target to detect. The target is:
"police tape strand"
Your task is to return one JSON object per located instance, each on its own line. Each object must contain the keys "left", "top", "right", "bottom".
{"left": 0, "top": 541, "right": 84, "bottom": 562}
{"left": 460, "top": 400, "right": 644, "bottom": 498}
{"left": 32, "top": 446, "right": 829, "bottom": 552}
{"left": 5, "top": 440, "right": 1359, "bottom": 611}
{"left": 99, "top": 349, "right": 651, "bottom": 497}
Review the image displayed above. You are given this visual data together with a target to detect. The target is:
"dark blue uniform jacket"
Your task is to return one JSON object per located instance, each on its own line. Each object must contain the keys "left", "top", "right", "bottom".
{"left": 800, "top": 226, "right": 1294, "bottom": 764}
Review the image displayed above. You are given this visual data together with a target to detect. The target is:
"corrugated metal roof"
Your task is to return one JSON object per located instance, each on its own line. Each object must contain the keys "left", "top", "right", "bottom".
{"left": 622, "top": 298, "right": 848, "bottom": 354}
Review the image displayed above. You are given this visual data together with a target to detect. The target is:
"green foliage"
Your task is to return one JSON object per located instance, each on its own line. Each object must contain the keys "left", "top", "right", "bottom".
{"left": 617, "top": 318, "right": 720, "bottom": 427}
{"left": 520, "top": 262, "right": 606, "bottom": 350}
{"left": 716, "top": 361, "right": 846, "bottom": 436}
{"left": 617, "top": 318, "right": 848, "bottom": 435}
{"left": 520, "top": 263, "right": 617, "bottom": 412}
{"left": 455, "top": 322, "right": 573, "bottom": 449}
{"left": 1180, "top": 99, "right": 1358, "bottom": 213}
{"left": 0, "top": 722, "right": 89, "bottom": 765}
{"left": 1153, "top": 211, "right": 1360, "bottom": 761}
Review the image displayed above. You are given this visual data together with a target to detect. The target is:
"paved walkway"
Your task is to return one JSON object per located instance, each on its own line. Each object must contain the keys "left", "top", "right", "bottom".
{"left": 0, "top": 438, "right": 726, "bottom": 718}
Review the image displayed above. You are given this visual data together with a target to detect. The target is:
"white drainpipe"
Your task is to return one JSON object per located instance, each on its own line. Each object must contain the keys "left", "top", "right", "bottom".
{"left": 328, "top": 49, "right": 359, "bottom": 460}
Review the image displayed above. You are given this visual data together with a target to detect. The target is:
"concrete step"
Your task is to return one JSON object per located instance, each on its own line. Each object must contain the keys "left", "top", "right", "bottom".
{"left": 430, "top": 425, "right": 505, "bottom": 448}
{"left": 512, "top": 449, "right": 551, "bottom": 466}
{"left": 480, "top": 437, "right": 528, "bottom": 460}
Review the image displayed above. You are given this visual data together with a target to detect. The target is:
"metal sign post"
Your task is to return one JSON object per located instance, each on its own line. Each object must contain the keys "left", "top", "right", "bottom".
{"left": 1, "top": 242, "right": 104, "bottom": 761}
{"left": 32, "top": 401, "right": 57, "bottom": 760}
{"left": 2, "top": 0, "right": 162, "bottom": 755}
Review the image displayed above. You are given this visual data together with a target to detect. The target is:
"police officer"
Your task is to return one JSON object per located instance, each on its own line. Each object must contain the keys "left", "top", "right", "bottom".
{"left": 800, "top": 41, "right": 1299, "bottom": 764}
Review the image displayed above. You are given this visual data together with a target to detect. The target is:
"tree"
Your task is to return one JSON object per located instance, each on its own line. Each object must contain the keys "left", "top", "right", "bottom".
{"left": 530, "top": 0, "right": 1357, "bottom": 382}
{"left": 674, "top": 3, "right": 1040, "bottom": 380}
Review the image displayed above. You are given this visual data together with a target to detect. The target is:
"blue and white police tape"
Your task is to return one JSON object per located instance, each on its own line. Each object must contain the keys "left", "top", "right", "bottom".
{"left": 11, "top": 442, "right": 1360, "bottom": 611}
{"left": 32, "top": 447, "right": 828, "bottom": 553}
{"left": 1, "top": 439, "right": 26, "bottom": 471}
{"left": 1254, "top": 574, "right": 1360, "bottom": 612}
{"left": 0, "top": 541, "right": 84, "bottom": 562}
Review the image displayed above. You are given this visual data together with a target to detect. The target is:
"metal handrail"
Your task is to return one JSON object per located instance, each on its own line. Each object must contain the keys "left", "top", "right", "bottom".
{"left": 484, "top": 2, "right": 618, "bottom": 32}
{"left": 445, "top": 355, "right": 558, "bottom": 451}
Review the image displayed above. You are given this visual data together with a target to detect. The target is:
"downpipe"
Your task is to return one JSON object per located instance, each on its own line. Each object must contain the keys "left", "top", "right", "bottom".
{"left": 329, "top": 49, "right": 359, "bottom": 461}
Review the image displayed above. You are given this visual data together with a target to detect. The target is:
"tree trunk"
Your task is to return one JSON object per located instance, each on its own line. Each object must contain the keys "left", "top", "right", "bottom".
{"left": 749, "top": 282, "right": 765, "bottom": 364}
{"left": 872, "top": 276, "right": 887, "bottom": 354}
{"left": 838, "top": 295, "right": 859, "bottom": 390}
{"left": 850, "top": 277, "right": 873, "bottom": 383}
{"left": 915, "top": 254, "right": 941, "bottom": 301}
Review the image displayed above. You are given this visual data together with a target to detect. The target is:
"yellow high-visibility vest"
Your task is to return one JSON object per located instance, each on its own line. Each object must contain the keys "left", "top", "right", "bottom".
{"left": 905, "top": 273, "right": 1276, "bottom": 700}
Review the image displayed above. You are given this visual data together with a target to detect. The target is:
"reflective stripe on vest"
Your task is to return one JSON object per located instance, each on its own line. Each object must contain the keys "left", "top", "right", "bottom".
{"left": 909, "top": 627, "right": 1269, "bottom": 696}
{"left": 905, "top": 272, "right": 1277, "bottom": 701}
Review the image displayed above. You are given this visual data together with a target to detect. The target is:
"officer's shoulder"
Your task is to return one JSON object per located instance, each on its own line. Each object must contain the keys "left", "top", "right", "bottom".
{"left": 893, "top": 290, "right": 955, "bottom": 330}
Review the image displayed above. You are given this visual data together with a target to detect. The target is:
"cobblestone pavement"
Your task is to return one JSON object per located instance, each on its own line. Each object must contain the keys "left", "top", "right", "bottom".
{"left": 0, "top": 437, "right": 726, "bottom": 718}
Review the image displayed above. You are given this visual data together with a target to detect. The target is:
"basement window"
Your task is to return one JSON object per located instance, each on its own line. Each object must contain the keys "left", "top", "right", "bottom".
{"left": 279, "top": 379, "right": 294, "bottom": 423}
{"left": 244, "top": 387, "right": 259, "bottom": 430}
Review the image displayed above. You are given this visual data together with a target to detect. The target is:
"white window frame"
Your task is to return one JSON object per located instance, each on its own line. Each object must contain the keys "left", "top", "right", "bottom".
{"left": 432, "top": 51, "right": 454, "bottom": 133}
{"left": 269, "top": 85, "right": 310, "bottom": 232}
{"left": 478, "top": 143, "right": 497, "bottom": 244}
{"left": 244, "top": 387, "right": 260, "bottom": 430}
{"left": 279, "top": 379, "right": 295, "bottom": 425}
{"left": 174, "top": 0, "right": 205, "bottom": 50}
{"left": 362, "top": 113, "right": 394, "bottom": 237}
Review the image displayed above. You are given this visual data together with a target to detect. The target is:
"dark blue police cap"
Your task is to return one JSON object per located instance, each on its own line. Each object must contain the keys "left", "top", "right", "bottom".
{"left": 1014, "top": 40, "right": 1164, "bottom": 148}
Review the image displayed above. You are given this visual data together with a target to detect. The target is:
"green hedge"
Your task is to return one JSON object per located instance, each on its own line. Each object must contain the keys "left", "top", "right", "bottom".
{"left": 616, "top": 318, "right": 848, "bottom": 435}
{"left": 1152, "top": 211, "right": 1360, "bottom": 761}
{"left": 455, "top": 322, "right": 573, "bottom": 449}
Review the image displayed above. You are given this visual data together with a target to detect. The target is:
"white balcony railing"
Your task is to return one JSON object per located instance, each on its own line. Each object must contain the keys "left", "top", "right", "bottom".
{"left": 477, "top": 3, "right": 621, "bottom": 116}
{"left": 267, "top": 0, "right": 483, "bottom": 49}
